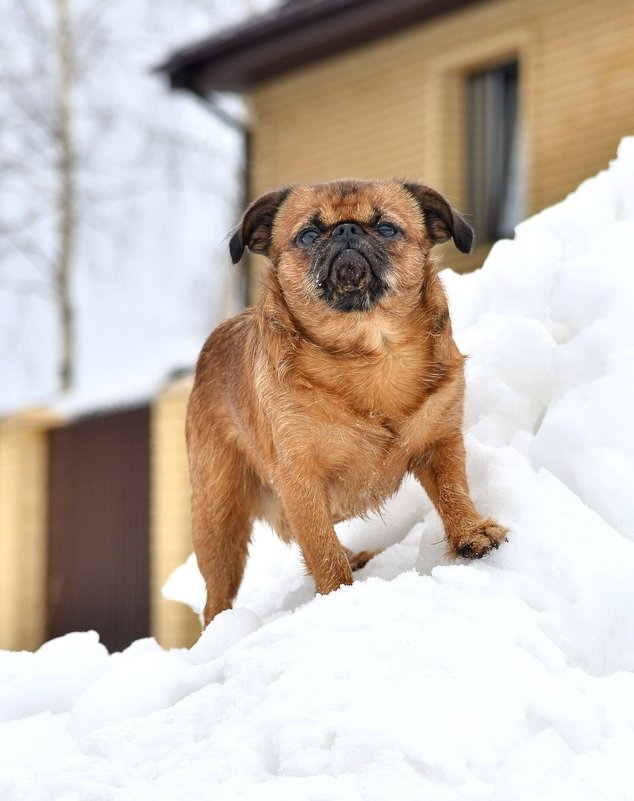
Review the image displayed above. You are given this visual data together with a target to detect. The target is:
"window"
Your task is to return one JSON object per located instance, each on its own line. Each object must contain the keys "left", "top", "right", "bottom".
{"left": 467, "top": 60, "right": 522, "bottom": 243}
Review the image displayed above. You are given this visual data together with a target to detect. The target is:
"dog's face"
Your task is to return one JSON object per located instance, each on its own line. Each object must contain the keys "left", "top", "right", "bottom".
{"left": 230, "top": 180, "right": 472, "bottom": 315}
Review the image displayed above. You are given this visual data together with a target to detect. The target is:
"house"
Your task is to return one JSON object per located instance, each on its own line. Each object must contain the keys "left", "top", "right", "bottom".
{"left": 160, "top": 0, "right": 634, "bottom": 275}
{"left": 0, "top": 377, "right": 200, "bottom": 652}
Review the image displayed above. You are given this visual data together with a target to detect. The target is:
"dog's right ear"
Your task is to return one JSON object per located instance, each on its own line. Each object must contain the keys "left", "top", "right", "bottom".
{"left": 229, "top": 186, "right": 292, "bottom": 264}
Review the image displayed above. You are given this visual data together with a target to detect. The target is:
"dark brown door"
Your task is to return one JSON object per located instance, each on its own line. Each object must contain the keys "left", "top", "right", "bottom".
{"left": 47, "top": 407, "right": 150, "bottom": 652}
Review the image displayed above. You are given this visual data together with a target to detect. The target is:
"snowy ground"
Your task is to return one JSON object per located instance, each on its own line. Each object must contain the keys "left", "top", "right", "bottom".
{"left": 2, "top": 141, "right": 634, "bottom": 799}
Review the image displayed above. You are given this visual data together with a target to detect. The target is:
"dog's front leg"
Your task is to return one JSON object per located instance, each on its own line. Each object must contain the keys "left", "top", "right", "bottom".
{"left": 411, "top": 434, "right": 508, "bottom": 559}
{"left": 274, "top": 474, "right": 353, "bottom": 594}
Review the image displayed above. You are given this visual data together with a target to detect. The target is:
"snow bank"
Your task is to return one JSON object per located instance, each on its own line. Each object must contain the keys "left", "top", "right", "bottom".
{"left": 2, "top": 140, "right": 634, "bottom": 800}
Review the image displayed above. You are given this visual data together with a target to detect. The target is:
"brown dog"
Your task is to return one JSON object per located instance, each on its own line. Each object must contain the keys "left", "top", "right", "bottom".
{"left": 187, "top": 179, "right": 507, "bottom": 625}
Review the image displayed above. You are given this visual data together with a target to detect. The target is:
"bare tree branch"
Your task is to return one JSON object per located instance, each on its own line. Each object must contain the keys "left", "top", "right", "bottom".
{"left": 54, "top": 0, "right": 76, "bottom": 392}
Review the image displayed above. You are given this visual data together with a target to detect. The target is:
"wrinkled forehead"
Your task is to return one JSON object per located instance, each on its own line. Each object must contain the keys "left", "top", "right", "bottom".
{"left": 274, "top": 180, "right": 422, "bottom": 236}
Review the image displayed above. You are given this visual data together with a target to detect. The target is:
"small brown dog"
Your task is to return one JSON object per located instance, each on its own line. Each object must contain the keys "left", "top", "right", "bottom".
{"left": 187, "top": 179, "right": 507, "bottom": 625}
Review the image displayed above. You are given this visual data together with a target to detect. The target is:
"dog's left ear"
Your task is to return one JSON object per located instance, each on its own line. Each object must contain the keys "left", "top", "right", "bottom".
{"left": 229, "top": 186, "right": 292, "bottom": 264}
{"left": 402, "top": 182, "right": 474, "bottom": 254}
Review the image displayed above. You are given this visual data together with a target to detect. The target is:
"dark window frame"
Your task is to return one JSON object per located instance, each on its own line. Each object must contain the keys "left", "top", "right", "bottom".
{"left": 467, "top": 59, "right": 522, "bottom": 243}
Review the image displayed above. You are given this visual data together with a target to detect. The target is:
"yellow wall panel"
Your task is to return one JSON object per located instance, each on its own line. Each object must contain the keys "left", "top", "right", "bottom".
{"left": 150, "top": 376, "right": 201, "bottom": 649}
{"left": 0, "top": 413, "right": 55, "bottom": 651}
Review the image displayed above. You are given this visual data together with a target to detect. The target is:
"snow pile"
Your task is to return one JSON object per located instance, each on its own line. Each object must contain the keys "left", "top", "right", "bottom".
{"left": 2, "top": 140, "right": 634, "bottom": 800}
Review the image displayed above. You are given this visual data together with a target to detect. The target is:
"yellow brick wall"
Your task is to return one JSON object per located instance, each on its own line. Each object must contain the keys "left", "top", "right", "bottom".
{"left": 150, "top": 376, "right": 201, "bottom": 649}
{"left": 248, "top": 0, "right": 634, "bottom": 270}
{"left": 0, "top": 411, "right": 57, "bottom": 651}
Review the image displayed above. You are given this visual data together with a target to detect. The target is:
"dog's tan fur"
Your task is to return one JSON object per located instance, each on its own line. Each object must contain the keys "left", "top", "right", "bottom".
{"left": 187, "top": 179, "right": 507, "bottom": 625}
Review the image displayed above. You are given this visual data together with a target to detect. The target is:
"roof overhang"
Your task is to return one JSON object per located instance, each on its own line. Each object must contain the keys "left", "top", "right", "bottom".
{"left": 158, "top": 0, "right": 479, "bottom": 95}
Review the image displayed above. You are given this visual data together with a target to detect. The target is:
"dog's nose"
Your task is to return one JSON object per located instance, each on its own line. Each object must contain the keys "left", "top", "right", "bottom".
{"left": 332, "top": 222, "right": 364, "bottom": 242}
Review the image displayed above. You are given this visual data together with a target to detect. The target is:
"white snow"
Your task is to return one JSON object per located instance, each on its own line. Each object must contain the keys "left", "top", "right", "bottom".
{"left": 2, "top": 140, "right": 634, "bottom": 800}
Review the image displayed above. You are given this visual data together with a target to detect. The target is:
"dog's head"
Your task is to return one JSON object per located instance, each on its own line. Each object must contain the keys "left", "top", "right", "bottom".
{"left": 230, "top": 180, "right": 472, "bottom": 314}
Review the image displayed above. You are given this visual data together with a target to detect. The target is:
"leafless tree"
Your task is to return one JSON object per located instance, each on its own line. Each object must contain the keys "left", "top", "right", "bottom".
{"left": 55, "top": 0, "right": 76, "bottom": 390}
{"left": 0, "top": 0, "right": 107, "bottom": 392}
{"left": 0, "top": 0, "right": 270, "bottom": 400}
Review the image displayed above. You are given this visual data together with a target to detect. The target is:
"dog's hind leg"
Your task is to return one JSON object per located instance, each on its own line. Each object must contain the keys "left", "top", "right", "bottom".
{"left": 343, "top": 546, "right": 382, "bottom": 571}
{"left": 190, "top": 446, "right": 254, "bottom": 627}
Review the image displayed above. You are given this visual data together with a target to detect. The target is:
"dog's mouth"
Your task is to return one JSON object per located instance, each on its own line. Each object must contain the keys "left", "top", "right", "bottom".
{"left": 313, "top": 243, "right": 391, "bottom": 313}
{"left": 331, "top": 249, "right": 371, "bottom": 289}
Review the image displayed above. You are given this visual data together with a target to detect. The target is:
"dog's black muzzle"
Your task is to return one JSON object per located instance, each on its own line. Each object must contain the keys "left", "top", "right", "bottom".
{"left": 312, "top": 229, "right": 391, "bottom": 312}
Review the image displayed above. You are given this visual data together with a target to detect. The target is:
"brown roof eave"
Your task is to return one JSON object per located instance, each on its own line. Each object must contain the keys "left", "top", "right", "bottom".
{"left": 158, "top": 0, "right": 478, "bottom": 95}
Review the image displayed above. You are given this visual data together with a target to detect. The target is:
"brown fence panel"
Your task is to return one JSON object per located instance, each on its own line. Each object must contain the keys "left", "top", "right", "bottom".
{"left": 47, "top": 407, "right": 150, "bottom": 652}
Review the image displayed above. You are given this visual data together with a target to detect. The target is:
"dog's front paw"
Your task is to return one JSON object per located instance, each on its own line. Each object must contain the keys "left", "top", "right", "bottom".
{"left": 450, "top": 517, "right": 508, "bottom": 559}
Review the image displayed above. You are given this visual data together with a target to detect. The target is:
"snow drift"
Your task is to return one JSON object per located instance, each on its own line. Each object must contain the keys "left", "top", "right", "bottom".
{"left": 2, "top": 140, "right": 634, "bottom": 800}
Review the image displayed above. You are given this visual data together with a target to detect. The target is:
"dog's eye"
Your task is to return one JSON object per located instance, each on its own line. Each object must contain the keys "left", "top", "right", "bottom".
{"left": 377, "top": 223, "right": 398, "bottom": 238}
{"left": 297, "top": 228, "right": 320, "bottom": 247}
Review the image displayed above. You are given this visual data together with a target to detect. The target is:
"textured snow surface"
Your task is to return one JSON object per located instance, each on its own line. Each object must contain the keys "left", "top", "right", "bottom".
{"left": 2, "top": 140, "right": 634, "bottom": 800}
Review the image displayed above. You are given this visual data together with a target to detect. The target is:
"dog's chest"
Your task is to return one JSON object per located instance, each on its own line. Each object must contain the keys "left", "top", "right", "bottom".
{"left": 322, "top": 421, "right": 407, "bottom": 518}
{"left": 290, "top": 336, "right": 455, "bottom": 518}
{"left": 305, "top": 338, "right": 433, "bottom": 418}
{"left": 311, "top": 390, "right": 427, "bottom": 519}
